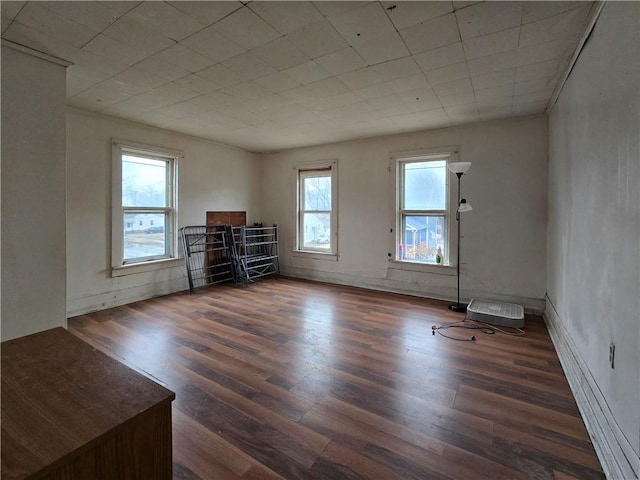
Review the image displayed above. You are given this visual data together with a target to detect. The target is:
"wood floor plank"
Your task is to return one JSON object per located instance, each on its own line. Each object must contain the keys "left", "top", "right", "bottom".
{"left": 67, "top": 277, "right": 604, "bottom": 479}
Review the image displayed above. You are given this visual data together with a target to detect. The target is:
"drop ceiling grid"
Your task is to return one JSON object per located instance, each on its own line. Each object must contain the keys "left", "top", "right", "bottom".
{"left": 0, "top": 1, "right": 596, "bottom": 152}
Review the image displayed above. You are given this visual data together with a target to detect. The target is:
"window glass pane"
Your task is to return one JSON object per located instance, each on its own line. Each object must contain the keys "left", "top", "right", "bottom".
{"left": 302, "top": 213, "right": 331, "bottom": 250}
{"left": 303, "top": 175, "right": 331, "bottom": 211}
{"left": 122, "top": 155, "right": 167, "bottom": 207}
{"left": 403, "top": 161, "right": 446, "bottom": 210}
{"left": 123, "top": 212, "right": 166, "bottom": 260}
{"left": 399, "top": 215, "right": 446, "bottom": 263}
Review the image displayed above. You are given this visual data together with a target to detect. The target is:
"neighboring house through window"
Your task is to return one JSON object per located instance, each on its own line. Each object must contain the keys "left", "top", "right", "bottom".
{"left": 296, "top": 160, "right": 337, "bottom": 254}
{"left": 395, "top": 150, "right": 456, "bottom": 265}
{"left": 112, "top": 140, "right": 180, "bottom": 269}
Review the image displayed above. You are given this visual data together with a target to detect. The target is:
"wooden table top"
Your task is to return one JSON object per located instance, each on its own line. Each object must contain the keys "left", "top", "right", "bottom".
{"left": 1, "top": 327, "right": 175, "bottom": 480}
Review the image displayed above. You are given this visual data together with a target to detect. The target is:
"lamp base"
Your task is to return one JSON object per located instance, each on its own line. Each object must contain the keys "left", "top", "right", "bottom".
{"left": 448, "top": 303, "right": 468, "bottom": 313}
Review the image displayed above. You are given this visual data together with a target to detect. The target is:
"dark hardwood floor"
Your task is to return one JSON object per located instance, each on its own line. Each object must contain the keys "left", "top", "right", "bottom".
{"left": 68, "top": 277, "right": 604, "bottom": 480}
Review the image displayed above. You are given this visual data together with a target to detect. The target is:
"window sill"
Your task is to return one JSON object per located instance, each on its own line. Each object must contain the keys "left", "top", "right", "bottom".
{"left": 112, "top": 257, "right": 183, "bottom": 277}
{"left": 292, "top": 250, "right": 338, "bottom": 261}
{"left": 388, "top": 259, "right": 457, "bottom": 275}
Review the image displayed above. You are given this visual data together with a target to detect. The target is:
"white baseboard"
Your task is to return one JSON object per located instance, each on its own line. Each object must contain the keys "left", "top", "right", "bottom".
{"left": 280, "top": 266, "right": 546, "bottom": 313}
{"left": 67, "top": 277, "right": 188, "bottom": 317}
{"left": 545, "top": 297, "right": 639, "bottom": 480}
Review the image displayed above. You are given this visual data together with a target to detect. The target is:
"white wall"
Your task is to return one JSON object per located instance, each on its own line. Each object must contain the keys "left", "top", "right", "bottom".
{"left": 66, "top": 109, "right": 262, "bottom": 316}
{"left": 1, "top": 45, "right": 68, "bottom": 341}
{"left": 547, "top": 3, "right": 639, "bottom": 478}
{"left": 262, "top": 114, "right": 548, "bottom": 312}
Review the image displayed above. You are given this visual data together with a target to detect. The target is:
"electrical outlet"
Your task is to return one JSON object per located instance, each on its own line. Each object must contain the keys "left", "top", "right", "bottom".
{"left": 609, "top": 343, "right": 615, "bottom": 369}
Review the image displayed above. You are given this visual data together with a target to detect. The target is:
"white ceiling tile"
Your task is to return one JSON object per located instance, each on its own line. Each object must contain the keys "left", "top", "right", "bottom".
{"left": 150, "top": 82, "right": 200, "bottom": 102}
{"left": 446, "top": 103, "right": 479, "bottom": 116}
{"left": 135, "top": 54, "right": 191, "bottom": 82}
{"left": 373, "top": 57, "right": 422, "bottom": 83}
{"left": 400, "top": 13, "right": 460, "bottom": 55}
{"left": 84, "top": 82, "right": 135, "bottom": 103}
{"left": 382, "top": 1, "right": 453, "bottom": 30}
{"left": 477, "top": 95, "right": 512, "bottom": 108}
{"left": 478, "top": 105, "right": 512, "bottom": 120}
{"left": 67, "top": 49, "right": 129, "bottom": 76}
{"left": 103, "top": 15, "right": 175, "bottom": 55}
{"left": 167, "top": 1, "right": 243, "bottom": 26}
{"left": 98, "top": 76, "right": 151, "bottom": 96}
{"left": 82, "top": 34, "right": 147, "bottom": 66}
{"left": 351, "top": 31, "right": 411, "bottom": 66}
{"left": 519, "top": 4, "right": 592, "bottom": 47}
{"left": 426, "top": 62, "right": 469, "bottom": 85}
{"left": 522, "top": 2, "right": 591, "bottom": 25}
{"left": 39, "top": 1, "right": 121, "bottom": 31}
{"left": 474, "top": 85, "right": 513, "bottom": 102}
{"left": 385, "top": 74, "right": 431, "bottom": 94}
{"left": 212, "top": 7, "right": 281, "bottom": 50}
{"left": 223, "top": 52, "right": 277, "bottom": 80}
{"left": 355, "top": 82, "right": 398, "bottom": 100}
{"left": 1, "top": 1, "right": 25, "bottom": 20}
{"left": 222, "top": 80, "right": 273, "bottom": 100}
{"left": 514, "top": 78, "right": 555, "bottom": 96}
{"left": 286, "top": 19, "right": 349, "bottom": 59}
{"left": 312, "top": 1, "right": 368, "bottom": 18}
{"left": 113, "top": 66, "right": 167, "bottom": 90}
{"left": 180, "top": 25, "right": 245, "bottom": 63}
{"left": 282, "top": 61, "right": 332, "bottom": 85}
{"left": 414, "top": 42, "right": 466, "bottom": 72}
{"left": 467, "top": 49, "right": 518, "bottom": 76}
{"left": 126, "top": 2, "right": 203, "bottom": 41}
{"left": 250, "top": 37, "right": 310, "bottom": 71}
{"left": 338, "top": 67, "right": 384, "bottom": 90}
{"left": 471, "top": 68, "right": 515, "bottom": 90}
{"left": 277, "top": 85, "right": 319, "bottom": 103}
{"left": 306, "top": 77, "right": 349, "bottom": 98}
{"left": 432, "top": 77, "right": 473, "bottom": 97}
{"left": 463, "top": 27, "right": 519, "bottom": 60}
{"left": 438, "top": 90, "right": 476, "bottom": 107}
{"left": 197, "top": 64, "right": 245, "bottom": 88}
{"left": 2, "top": 21, "right": 80, "bottom": 59}
{"left": 366, "top": 94, "right": 405, "bottom": 110}
{"left": 328, "top": 3, "right": 395, "bottom": 44}
{"left": 517, "top": 36, "right": 578, "bottom": 66}
{"left": 323, "top": 91, "right": 365, "bottom": 108}
{"left": 66, "top": 66, "right": 111, "bottom": 96}
{"left": 155, "top": 44, "right": 213, "bottom": 73}
{"left": 397, "top": 87, "right": 438, "bottom": 104}
{"left": 315, "top": 48, "right": 367, "bottom": 76}
{"left": 408, "top": 97, "right": 443, "bottom": 114}
{"left": 456, "top": 2, "right": 522, "bottom": 40}
{"left": 68, "top": 90, "right": 121, "bottom": 110}
{"left": 13, "top": 2, "right": 98, "bottom": 48}
{"left": 190, "top": 91, "right": 237, "bottom": 110}
{"left": 511, "top": 100, "right": 547, "bottom": 115}
{"left": 174, "top": 74, "right": 221, "bottom": 95}
{"left": 453, "top": 1, "right": 482, "bottom": 9}
{"left": 253, "top": 72, "right": 302, "bottom": 93}
{"left": 98, "top": 2, "right": 139, "bottom": 17}
{"left": 512, "top": 89, "right": 554, "bottom": 105}
{"left": 249, "top": 2, "right": 324, "bottom": 35}
{"left": 2, "top": 16, "right": 11, "bottom": 33}
{"left": 515, "top": 58, "right": 566, "bottom": 83}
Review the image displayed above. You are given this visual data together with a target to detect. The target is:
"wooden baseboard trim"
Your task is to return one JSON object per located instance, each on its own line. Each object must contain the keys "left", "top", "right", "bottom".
{"left": 544, "top": 296, "right": 639, "bottom": 480}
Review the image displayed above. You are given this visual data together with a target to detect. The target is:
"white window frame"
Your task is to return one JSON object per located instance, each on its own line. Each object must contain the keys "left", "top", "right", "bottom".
{"left": 392, "top": 148, "right": 458, "bottom": 268}
{"left": 294, "top": 159, "right": 338, "bottom": 257}
{"left": 111, "top": 140, "right": 181, "bottom": 275}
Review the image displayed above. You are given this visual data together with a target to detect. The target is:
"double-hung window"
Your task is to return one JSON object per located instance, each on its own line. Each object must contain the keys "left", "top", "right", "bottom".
{"left": 112, "top": 141, "right": 180, "bottom": 269}
{"left": 396, "top": 152, "right": 452, "bottom": 264}
{"left": 296, "top": 160, "right": 337, "bottom": 254}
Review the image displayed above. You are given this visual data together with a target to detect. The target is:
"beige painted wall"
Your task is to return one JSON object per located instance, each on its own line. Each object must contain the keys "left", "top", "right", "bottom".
{"left": 261, "top": 114, "right": 548, "bottom": 312}
{"left": 547, "top": 2, "right": 639, "bottom": 475}
{"left": 1, "top": 45, "right": 68, "bottom": 340}
{"left": 65, "top": 109, "right": 262, "bottom": 316}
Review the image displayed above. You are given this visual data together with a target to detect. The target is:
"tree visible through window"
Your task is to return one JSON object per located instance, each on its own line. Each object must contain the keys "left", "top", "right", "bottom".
{"left": 397, "top": 156, "right": 449, "bottom": 264}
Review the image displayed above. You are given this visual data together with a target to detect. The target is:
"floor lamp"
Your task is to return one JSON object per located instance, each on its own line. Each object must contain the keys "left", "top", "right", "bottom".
{"left": 448, "top": 162, "right": 472, "bottom": 313}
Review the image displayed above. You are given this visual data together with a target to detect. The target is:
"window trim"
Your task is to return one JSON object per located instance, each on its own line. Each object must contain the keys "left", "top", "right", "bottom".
{"left": 294, "top": 159, "right": 338, "bottom": 256}
{"left": 111, "top": 139, "right": 181, "bottom": 274}
{"left": 391, "top": 147, "right": 458, "bottom": 267}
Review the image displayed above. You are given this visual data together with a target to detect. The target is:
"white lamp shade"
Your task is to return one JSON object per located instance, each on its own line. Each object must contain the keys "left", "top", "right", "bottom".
{"left": 448, "top": 162, "right": 471, "bottom": 174}
{"left": 458, "top": 199, "right": 472, "bottom": 212}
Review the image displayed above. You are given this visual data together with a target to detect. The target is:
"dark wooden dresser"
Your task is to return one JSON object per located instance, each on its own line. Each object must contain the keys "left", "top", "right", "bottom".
{"left": 1, "top": 327, "right": 175, "bottom": 479}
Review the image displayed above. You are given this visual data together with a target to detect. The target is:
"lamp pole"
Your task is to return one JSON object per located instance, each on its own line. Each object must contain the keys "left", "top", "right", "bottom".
{"left": 450, "top": 172, "right": 466, "bottom": 312}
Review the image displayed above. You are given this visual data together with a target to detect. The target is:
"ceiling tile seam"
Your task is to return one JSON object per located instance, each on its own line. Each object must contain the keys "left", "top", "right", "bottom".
{"left": 377, "top": 1, "right": 442, "bottom": 111}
